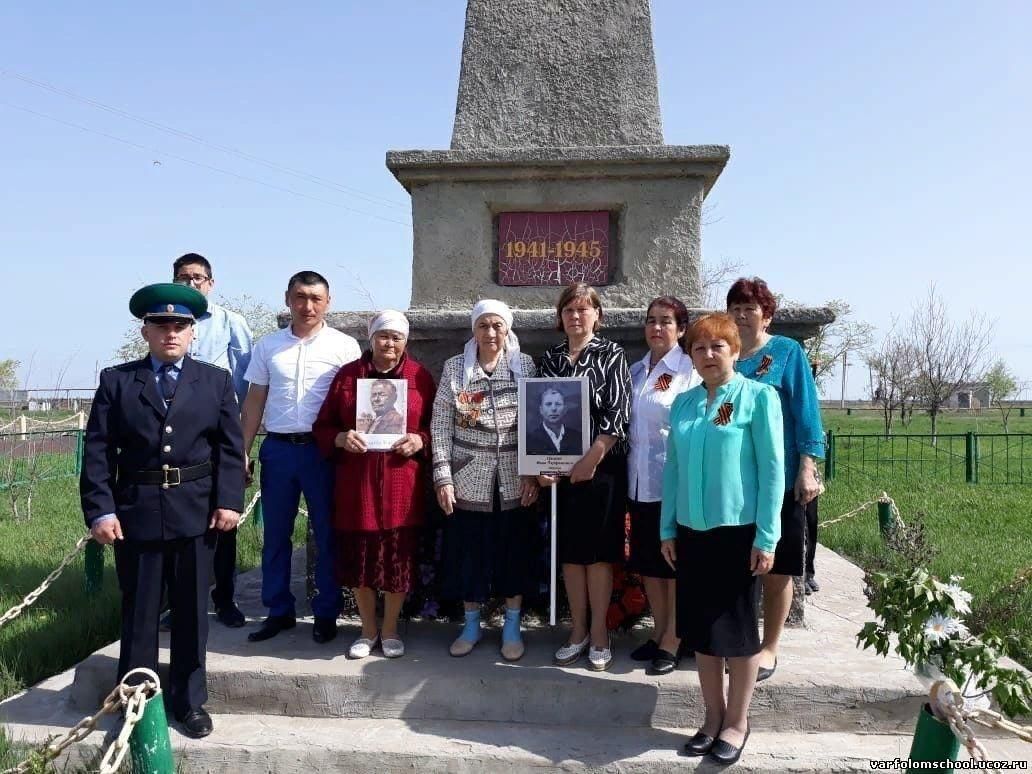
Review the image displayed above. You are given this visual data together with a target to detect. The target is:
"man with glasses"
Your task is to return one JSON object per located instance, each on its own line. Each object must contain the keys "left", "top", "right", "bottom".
{"left": 169, "top": 252, "right": 253, "bottom": 628}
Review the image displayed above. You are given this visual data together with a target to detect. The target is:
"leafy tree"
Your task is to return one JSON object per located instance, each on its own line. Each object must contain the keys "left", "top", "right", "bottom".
{"left": 984, "top": 359, "right": 1018, "bottom": 433}
{"left": 801, "top": 299, "right": 874, "bottom": 392}
{"left": 0, "top": 359, "right": 19, "bottom": 391}
{"left": 865, "top": 324, "right": 919, "bottom": 437}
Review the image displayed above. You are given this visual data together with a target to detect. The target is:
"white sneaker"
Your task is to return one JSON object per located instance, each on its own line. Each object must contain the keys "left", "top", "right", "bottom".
{"left": 588, "top": 638, "right": 613, "bottom": 671}
{"left": 348, "top": 635, "right": 379, "bottom": 659}
{"left": 381, "top": 638, "right": 405, "bottom": 659}
{"left": 554, "top": 636, "right": 590, "bottom": 666}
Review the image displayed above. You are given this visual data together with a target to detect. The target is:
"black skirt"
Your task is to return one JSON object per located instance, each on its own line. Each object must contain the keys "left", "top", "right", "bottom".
{"left": 626, "top": 499, "right": 674, "bottom": 579}
{"left": 676, "top": 524, "right": 762, "bottom": 658}
{"left": 556, "top": 453, "right": 628, "bottom": 565}
{"left": 442, "top": 495, "right": 537, "bottom": 603}
{"left": 770, "top": 491, "right": 812, "bottom": 577}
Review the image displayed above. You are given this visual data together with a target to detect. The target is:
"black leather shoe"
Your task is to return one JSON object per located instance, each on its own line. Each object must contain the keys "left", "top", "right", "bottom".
{"left": 312, "top": 616, "right": 338, "bottom": 644}
{"left": 648, "top": 648, "right": 680, "bottom": 675}
{"left": 247, "top": 614, "right": 296, "bottom": 642}
{"left": 630, "top": 638, "right": 659, "bottom": 662}
{"left": 756, "top": 658, "right": 777, "bottom": 682}
{"left": 680, "top": 730, "right": 717, "bottom": 756}
{"left": 709, "top": 728, "right": 749, "bottom": 765}
{"left": 177, "top": 707, "right": 213, "bottom": 738}
{"left": 214, "top": 602, "right": 246, "bottom": 628}
{"left": 805, "top": 575, "right": 820, "bottom": 594}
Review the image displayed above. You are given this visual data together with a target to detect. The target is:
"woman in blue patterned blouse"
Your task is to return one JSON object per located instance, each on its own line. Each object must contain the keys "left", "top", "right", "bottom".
{"left": 727, "top": 277, "right": 826, "bottom": 682}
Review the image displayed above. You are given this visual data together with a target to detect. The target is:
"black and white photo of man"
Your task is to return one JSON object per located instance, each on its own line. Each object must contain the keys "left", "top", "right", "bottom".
{"left": 527, "top": 386, "right": 583, "bottom": 455}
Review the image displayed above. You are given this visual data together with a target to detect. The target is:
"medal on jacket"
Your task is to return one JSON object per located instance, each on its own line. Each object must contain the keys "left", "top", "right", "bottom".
{"left": 456, "top": 390, "right": 485, "bottom": 428}
{"left": 654, "top": 373, "right": 672, "bottom": 392}
{"left": 755, "top": 354, "right": 774, "bottom": 377}
{"left": 714, "top": 401, "right": 734, "bottom": 426}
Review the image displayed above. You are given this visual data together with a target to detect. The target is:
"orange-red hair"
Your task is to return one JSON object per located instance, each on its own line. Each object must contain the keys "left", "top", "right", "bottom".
{"left": 686, "top": 313, "right": 741, "bottom": 355}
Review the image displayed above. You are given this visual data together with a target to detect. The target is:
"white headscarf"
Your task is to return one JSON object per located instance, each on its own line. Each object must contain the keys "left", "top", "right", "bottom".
{"left": 368, "top": 309, "right": 410, "bottom": 340}
{"left": 462, "top": 299, "right": 524, "bottom": 386}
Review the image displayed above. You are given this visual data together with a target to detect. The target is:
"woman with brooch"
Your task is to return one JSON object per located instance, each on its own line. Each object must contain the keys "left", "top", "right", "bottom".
{"left": 539, "top": 282, "right": 631, "bottom": 672}
{"left": 626, "top": 296, "right": 701, "bottom": 675}
{"left": 431, "top": 300, "right": 540, "bottom": 661}
{"left": 660, "top": 313, "right": 784, "bottom": 764}
{"left": 312, "top": 310, "right": 436, "bottom": 660}
{"left": 727, "top": 277, "right": 825, "bottom": 682}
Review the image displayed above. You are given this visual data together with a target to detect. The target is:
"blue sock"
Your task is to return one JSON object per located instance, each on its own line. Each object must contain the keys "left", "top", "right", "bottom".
{"left": 502, "top": 607, "right": 522, "bottom": 643}
{"left": 459, "top": 608, "right": 482, "bottom": 642}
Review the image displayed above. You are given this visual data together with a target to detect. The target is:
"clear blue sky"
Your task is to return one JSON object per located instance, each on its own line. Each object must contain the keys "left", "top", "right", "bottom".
{"left": 2, "top": 1, "right": 1030, "bottom": 398}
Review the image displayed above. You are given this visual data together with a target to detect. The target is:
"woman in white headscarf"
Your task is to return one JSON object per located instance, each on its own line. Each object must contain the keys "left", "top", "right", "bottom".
{"left": 314, "top": 310, "right": 436, "bottom": 660}
{"left": 431, "top": 300, "right": 540, "bottom": 661}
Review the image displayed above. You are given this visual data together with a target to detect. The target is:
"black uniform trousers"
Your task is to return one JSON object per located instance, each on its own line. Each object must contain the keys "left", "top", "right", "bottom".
{"left": 211, "top": 527, "right": 237, "bottom": 608}
{"left": 115, "top": 531, "right": 216, "bottom": 717}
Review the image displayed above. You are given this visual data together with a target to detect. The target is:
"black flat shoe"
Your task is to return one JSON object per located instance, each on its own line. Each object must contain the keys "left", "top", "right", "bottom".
{"left": 648, "top": 648, "right": 680, "bottom": 675}
{"left": 806, "top": 575, "right": 820, "bottom": 593}
{"left": 630, "top": 638, "right": 660, "bottom": 662}
{"left": 680, "top": 730, "right": 717, "bottom": 756}
{"left": 709, "top": 728, "right": 750, "bottom": 765}
{"left": 312, "top": 616, "right": 338, "bottom": 644}
{"left": 247, "top": 614, "right": 296, "bottom": 642}
{"left": 214, "top": 602, "right": 246, "bottom": 628}
{"left": 756, "top": 658, "right": 777, "bottom": 682}
{"left": 177, "top": 707, "right": 213, "bottom": 738}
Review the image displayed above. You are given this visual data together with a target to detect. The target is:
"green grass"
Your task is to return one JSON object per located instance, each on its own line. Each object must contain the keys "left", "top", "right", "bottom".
{"left": 822, "top": 407, "right": 1032, "bottom": 435}
{"left": 818, "top": 409, "right": 1032, "bottom": 667}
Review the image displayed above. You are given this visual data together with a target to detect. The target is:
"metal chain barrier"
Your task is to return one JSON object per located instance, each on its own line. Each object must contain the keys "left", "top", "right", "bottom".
{"left": 235, "top": 488, "right": 262, "bottom": 529}
{"left": 0, "top": 670, "right": 158, "bottom": 774}
{"left": 0, "top": 533, "right": 92, "bottom": 630}
{"left": 819, "top": 492, "right": 903, "bottom": 530}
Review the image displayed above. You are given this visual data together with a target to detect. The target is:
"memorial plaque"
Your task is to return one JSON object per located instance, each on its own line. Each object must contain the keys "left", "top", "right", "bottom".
{"left": 497, "top": 211, "right": 610, "bottom": 286}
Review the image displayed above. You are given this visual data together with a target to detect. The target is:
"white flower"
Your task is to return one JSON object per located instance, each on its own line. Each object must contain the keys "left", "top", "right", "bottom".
{"left": 924, "top": 614, "right": 963, "bottom": 644}
{"left": 933, "top": 579, "right": 973, "bottom": 615}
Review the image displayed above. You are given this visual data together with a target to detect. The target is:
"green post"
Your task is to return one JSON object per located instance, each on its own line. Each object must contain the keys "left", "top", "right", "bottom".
{"left": 252, "top": 497, "right": 263, "bottom": 528}
{"left": 846, "top": 407, "right": 852, "bottom": 416}
{"left": 129, "top": 687, "right": 175, "bottom": 773}
{"left": 1021, "top": 407, "right": 1026, "bottom": 418}
{"left": 83, "top": 540, "right": 104, "bottom": 594}
{"left": 824, "top": 430, "right": 835, "bottom": 481}
{"left": 877, "top": 500, "right": 894, "bottom": 541}
{"left": 965, "top": 432, "right": 976, "bottom": 484}
{"left": 906, "top": 704, "right": 960, "bottom": 772}
{"left": 74, "top": 430, "right": 85, "bottom": 475}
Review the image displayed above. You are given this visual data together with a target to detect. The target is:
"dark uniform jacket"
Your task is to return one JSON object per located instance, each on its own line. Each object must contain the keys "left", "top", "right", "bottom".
{"left": 526, "top": 423, "right": 583, "bottom": 456}
{"left": 80, "top": 356, "right": 245, "bottom": 541}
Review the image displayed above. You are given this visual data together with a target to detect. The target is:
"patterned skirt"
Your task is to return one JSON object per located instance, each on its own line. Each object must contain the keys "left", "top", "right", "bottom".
{"left": 335, "top": 526, "right": 420, "bottom": 594}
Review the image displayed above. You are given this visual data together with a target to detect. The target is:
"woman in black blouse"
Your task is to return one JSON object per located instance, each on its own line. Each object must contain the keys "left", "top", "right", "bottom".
{"left": 539, "top": 282, "right": 632, "bottom": 672}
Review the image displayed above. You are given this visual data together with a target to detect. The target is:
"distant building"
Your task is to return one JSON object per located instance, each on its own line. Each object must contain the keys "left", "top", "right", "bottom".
{"left": 0, "top": 388, "right": 29, "bottom": 410}
{"left": 947, "top": 382, "right": 991, "bottom": 409}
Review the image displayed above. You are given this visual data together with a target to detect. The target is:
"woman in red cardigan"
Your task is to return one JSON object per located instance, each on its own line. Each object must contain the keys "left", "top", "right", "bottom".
{"left": 313, "top": 310, "right": 436, "bottom": 660}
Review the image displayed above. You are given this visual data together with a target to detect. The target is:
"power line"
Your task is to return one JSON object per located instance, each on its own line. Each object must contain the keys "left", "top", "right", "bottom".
{"left": 0, "top": 100, "right": 412, "bottom": 227}
{"left": 0, "top": 68, "right": 409, "bottom": 211}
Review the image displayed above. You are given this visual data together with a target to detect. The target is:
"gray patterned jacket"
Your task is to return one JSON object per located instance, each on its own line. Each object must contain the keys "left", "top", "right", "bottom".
{"left": 431, "top": 351, "right": 537, "bottom": 512}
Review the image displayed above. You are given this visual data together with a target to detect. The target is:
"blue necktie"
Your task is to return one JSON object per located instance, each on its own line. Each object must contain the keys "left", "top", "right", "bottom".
{"left": 159, "top": 363, "right": 177, "bottom": 404}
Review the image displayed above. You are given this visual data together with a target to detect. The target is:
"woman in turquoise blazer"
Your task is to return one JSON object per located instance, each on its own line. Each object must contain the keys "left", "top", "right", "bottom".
{"left": 660, "top": 313, "right": 784, "bottom": 765}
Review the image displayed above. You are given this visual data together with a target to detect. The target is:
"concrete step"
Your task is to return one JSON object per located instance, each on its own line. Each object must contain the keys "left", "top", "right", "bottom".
{"left": 63, "top": 546, "right": 927, "bottom": 734}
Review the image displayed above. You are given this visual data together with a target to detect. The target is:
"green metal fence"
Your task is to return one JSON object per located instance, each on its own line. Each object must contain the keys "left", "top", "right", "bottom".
{"left": 824, "top": 430, "right": 1032, "bottom": 484}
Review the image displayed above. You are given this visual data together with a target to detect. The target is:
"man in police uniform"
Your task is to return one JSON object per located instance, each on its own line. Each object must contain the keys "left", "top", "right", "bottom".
{"left": 81, "top": 282, "right": 244, "bottom": 738}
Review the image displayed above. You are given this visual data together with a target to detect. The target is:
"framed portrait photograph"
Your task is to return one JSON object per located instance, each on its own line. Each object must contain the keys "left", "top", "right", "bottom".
{"left": 518, "top": 376, "right": 590, "bottom": 475}
{"left": 356, "top": 378, "right": 408, "bottom": 451}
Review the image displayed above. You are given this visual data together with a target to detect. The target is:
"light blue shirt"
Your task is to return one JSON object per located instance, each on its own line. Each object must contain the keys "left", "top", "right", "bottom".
{"left": 188, "top": 302, "right": 253, "bottom": 406}
{"left": 660, "top": 373, "right": 785, "bottom": 553}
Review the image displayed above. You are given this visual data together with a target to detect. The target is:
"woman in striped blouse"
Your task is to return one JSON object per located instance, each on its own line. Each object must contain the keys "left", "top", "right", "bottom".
{"left": 539, "top": 282, "right": 632, "bottom": 672}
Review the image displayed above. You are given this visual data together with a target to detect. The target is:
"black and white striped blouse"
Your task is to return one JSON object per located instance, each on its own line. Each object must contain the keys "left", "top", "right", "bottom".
{"left": 538, "top": 336, "right": 632, "bottom": 453}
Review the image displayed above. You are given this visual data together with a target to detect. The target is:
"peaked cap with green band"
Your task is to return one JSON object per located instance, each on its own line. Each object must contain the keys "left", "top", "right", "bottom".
{"left": 129, "top": 282, "right": 208, "bottom": 322}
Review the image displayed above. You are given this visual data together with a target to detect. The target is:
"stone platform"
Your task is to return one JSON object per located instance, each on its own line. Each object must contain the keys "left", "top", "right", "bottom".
{"left": 2, "top": 546, "right": 1028, "bottom": 771}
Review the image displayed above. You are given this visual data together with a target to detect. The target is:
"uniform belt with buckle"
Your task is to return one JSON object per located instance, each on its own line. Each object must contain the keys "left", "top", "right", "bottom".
{"left": 120, "top": 460, "right": 212, "bottom": 489}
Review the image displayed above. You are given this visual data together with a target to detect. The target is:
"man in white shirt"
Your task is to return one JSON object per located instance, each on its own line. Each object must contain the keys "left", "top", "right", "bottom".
{"left": 240, "top": 271, "right": 361, "bottom": 644}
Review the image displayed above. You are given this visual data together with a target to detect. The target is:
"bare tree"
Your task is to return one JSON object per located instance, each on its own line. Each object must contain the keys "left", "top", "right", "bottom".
{"left": 700, "top": 256, "right": 745, "bottom": 309}
{"left": 984, "top": 359, "right": 1018, "bottom": 433}
{"left": 801, "top": 299, "right": 874, "bottom": 392}
{"left": 909, "top": 285, "right": 994, "bottom": 440}
{"left": 864, "top": 324, "right": 919, "bottom": 437}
